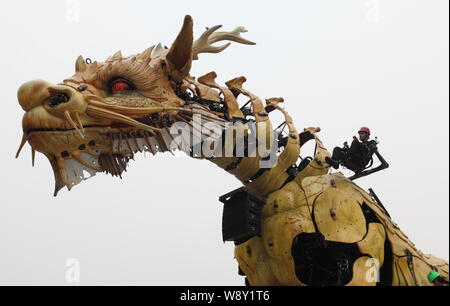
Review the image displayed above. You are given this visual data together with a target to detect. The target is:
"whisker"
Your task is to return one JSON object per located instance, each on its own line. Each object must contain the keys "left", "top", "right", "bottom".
{"left": 31, "top": 148, "right": 36, "bottom": 167}
{"left": 15, "top": 133, "right": 29, "bottom": 158}
{"left": 74, "top": 112, "right": 85, "bottom": 134}
{"left": 87, "top": 105, "right": 161, "bottom": 132}
{"left": 64, "top": 110, "right": 84, "bottom": 139}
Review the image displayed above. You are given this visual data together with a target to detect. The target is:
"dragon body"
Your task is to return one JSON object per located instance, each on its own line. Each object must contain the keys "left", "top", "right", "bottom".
{"left": 16, "top": 16, "right": 448, "bottom": 286}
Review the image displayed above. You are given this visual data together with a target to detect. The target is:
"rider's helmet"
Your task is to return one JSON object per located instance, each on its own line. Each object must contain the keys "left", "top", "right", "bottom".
{"left": 358, "top": 127, "right": 371, "bottom": 135}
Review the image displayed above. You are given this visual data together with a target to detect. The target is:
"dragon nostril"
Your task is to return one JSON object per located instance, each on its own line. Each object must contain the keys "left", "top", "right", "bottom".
{"left": 49, "top": 93, "right": 70, "bottom": 108}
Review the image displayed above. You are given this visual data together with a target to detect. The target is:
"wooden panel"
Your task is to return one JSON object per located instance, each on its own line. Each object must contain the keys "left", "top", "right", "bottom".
{"left": 313, "top": 188, "right": 367, "bottom": 243}
{"left": 346, "top": 256, "right": 377, "bottom": 286}
{"left": 357, "top": 223, "right": 386, "bottom": 266}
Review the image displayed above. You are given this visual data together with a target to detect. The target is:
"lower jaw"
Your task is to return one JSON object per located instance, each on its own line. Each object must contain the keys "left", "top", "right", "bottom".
{"left": 27, "top": 126, "right": 112, "bottom": 157}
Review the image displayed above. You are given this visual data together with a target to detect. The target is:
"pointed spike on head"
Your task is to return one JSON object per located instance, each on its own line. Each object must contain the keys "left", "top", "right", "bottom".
{"left": 111, "top": 50, "right": 123, "bottom": 61}
{"left": 86, "top": 61, "right": 99, "bottom": 74}
{"left": 75, "top": 55, "right": 87, "bottom": 73}
{"left": 152, "top": 43, "right": 165, "bottom": 58}
{"left": 138, "top": 46, "right": 155, "bottom": 62}
{"left": 165, "top": 15, "right": 194, "bottom": 83}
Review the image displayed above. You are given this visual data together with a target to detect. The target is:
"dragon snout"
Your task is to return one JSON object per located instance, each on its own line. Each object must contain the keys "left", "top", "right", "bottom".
{"left": 18, "top": 81, "right": 88, "bottom": 115}
{"left": 18, "top": 81, "right": 90, "bottom": 138}
{"left": 18, "top": 80, "right": 52, "bottom": 111}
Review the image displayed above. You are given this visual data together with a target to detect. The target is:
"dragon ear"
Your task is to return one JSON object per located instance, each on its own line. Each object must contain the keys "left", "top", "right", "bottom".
{"left": 165, "top": 15, "right": 193, "bottom": 83}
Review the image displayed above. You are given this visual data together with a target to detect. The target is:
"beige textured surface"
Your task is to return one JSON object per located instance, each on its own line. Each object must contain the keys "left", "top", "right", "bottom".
{"left": 313, "top": 188, "right": 367, "bottom": 243}
{"left": 357, "top": 223, "right": 386, "bottom": 266}
{"left": 346, "top": 256, "right": 377, "bottom": 286}
{"left": 237, "top": 172, "right": 449, "bottom": 285}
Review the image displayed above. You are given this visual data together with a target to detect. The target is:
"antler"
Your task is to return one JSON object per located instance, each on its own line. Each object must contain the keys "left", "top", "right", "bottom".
{"left": 192, "top": 25, "right": 256, "bottom": 60}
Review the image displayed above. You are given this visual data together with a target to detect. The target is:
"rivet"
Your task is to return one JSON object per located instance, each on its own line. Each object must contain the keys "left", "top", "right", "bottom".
{"left": 77, "top": 84, "right": 88, "bottom": 91}
{"left": 330, "top": 208, "right": 337, "bottom": 220}
{"left": 246, "top": 246, "right": 252, "bottom": 257}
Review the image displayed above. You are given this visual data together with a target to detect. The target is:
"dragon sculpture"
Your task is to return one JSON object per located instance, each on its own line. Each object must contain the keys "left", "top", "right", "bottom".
{"left": 16, "top": 15, "right": 448, "bottom": 286}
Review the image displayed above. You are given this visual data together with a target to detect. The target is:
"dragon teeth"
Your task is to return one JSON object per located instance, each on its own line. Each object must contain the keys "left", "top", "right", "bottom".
{"left": 160, "top": 129, "right": 178, "bottom": 151}
{"left": 145, "top": 136, "right": 158, "bottom": 154}
{"left": 80, "top": 153, "right": 101, "bottom": 174}
{"left": 108, "top": 107, "right": 226, "bottom": 156}
{"left": 134, "top": 138, "right": 147, "bottom": 152}
{"left": 63, "top": 152, "right": 100, "bottom": 187}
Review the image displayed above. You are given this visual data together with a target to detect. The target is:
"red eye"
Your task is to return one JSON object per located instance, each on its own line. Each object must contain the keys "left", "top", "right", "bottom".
{"left": 111, "top": 80, "right": 132, "bottom": 93}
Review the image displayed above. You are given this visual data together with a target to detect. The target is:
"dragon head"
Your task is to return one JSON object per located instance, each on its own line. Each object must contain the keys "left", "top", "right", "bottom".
{"left": 16, "top": 15, "right": 255, "bottom": 196}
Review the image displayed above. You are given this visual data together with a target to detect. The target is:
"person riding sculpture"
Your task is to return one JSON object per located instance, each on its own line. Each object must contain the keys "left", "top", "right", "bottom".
{"left": 326, "top": 127, "right": 378, "bottom": 173}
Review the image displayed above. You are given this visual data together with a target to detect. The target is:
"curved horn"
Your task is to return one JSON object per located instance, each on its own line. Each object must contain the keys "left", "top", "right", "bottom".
{"left": 166, "top": 15, "right": 194, "bottom": 83}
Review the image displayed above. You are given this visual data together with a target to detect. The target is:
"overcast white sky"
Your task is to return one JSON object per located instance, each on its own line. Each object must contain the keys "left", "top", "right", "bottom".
{"left": 0, "top": 0, "right": 448, "bottom": 285}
